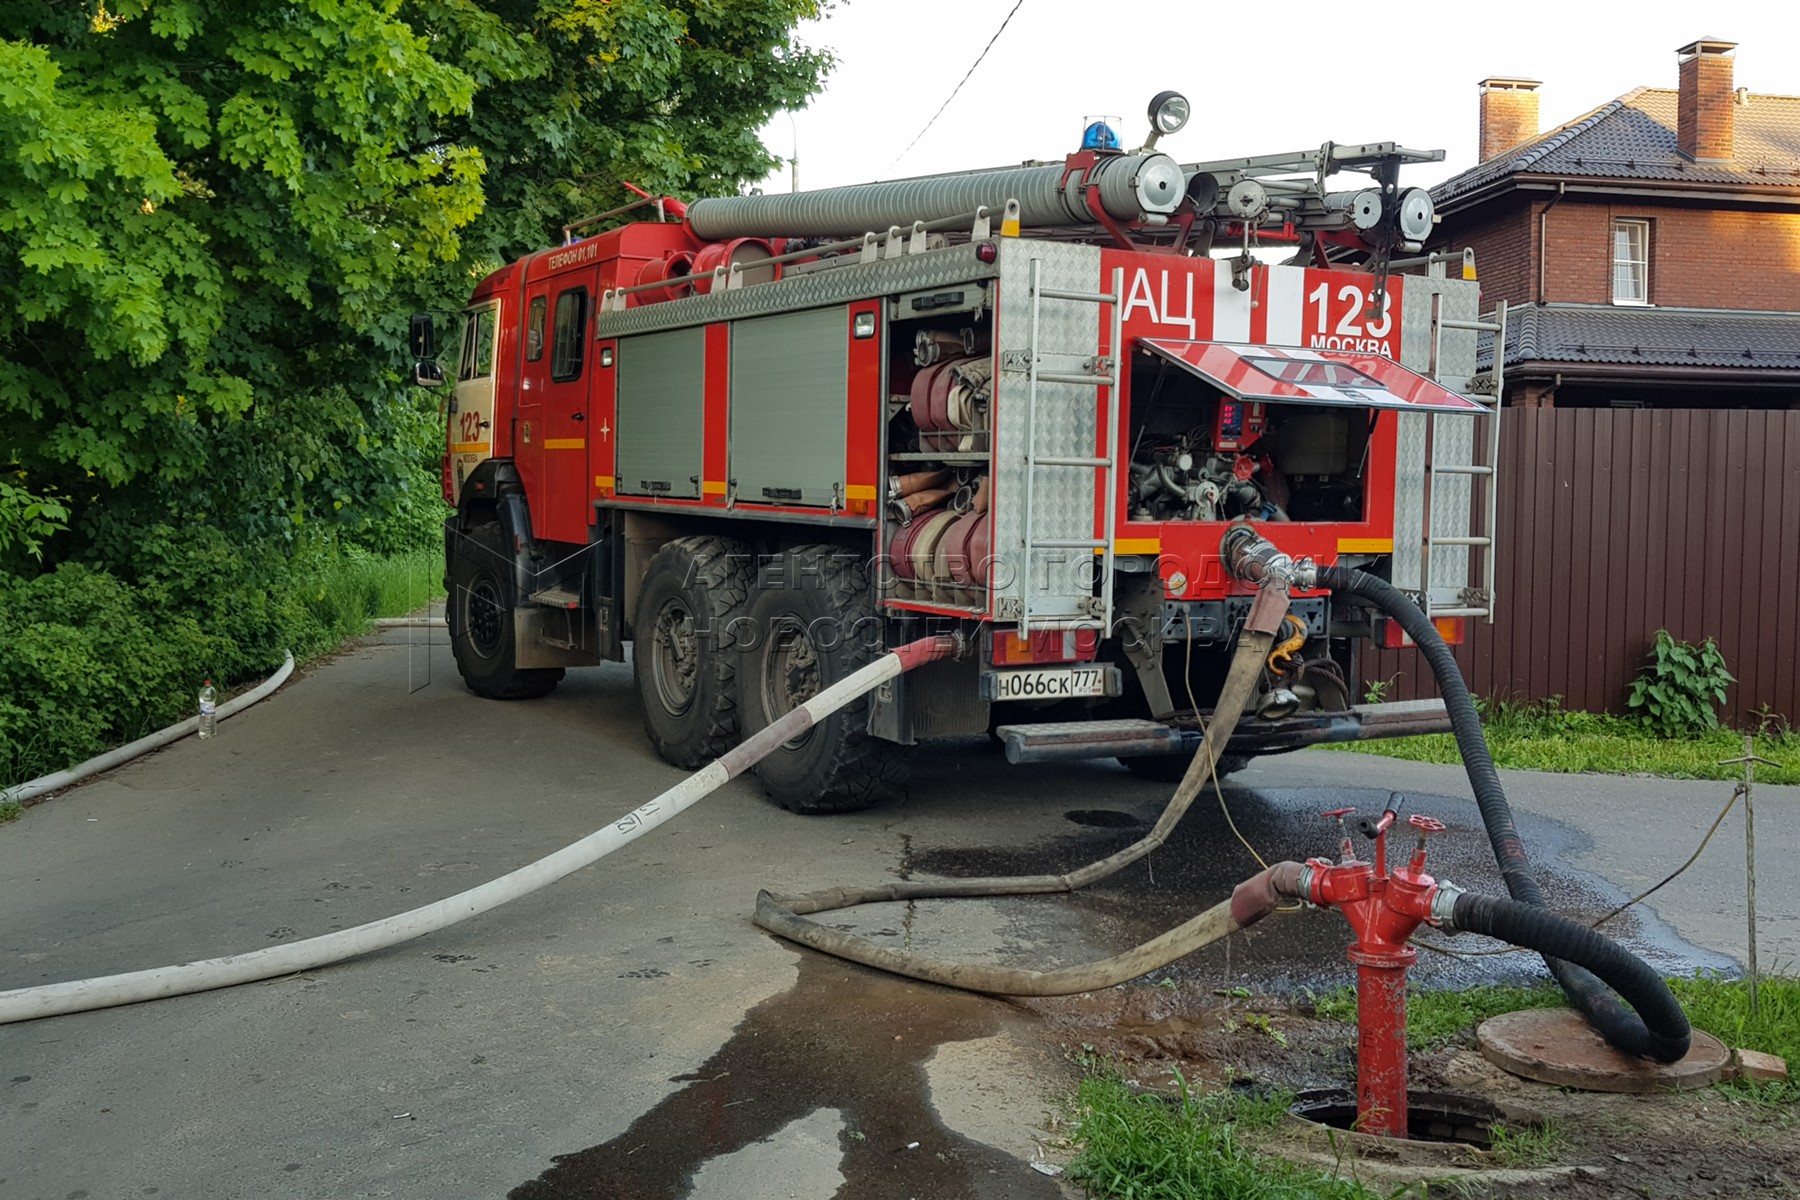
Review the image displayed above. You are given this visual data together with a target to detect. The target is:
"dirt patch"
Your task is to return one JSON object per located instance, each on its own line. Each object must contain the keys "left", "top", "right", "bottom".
{"left": 1025, "top": 982, "right": 1799, "bottom": 1198}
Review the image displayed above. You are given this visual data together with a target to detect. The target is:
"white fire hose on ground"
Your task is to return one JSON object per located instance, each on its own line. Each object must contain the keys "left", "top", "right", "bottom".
{"left": 0, "top": 652, "right": 297, "bottom": 808}
{"left": 0, "top": 636, "right": 958, "bottom": 1025}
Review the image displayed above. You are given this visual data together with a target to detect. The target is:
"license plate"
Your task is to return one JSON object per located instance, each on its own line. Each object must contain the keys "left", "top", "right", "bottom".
{"left": 993, "top": 667, "right": 1106, "bottom": 701}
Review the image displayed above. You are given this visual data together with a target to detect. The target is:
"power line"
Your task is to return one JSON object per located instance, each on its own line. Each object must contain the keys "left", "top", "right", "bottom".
{"left": 892, "top": 0, "right": 1028, "bottom": 167}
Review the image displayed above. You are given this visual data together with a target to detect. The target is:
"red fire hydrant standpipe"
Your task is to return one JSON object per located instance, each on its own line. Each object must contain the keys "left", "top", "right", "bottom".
{"left": 1223, "top": 529, "right": 1690, "bottom": 1068}
{"left": 1297, "top": 804, "right": 1453, "bottom": 1140}
{"left": 1231, "top": 813, "right": 1695, "bottom": 1140}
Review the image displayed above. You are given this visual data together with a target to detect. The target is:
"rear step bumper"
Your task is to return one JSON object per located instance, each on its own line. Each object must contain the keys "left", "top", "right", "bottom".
{"left": 995, "top": 699, "right": 1451, "bottom": 766}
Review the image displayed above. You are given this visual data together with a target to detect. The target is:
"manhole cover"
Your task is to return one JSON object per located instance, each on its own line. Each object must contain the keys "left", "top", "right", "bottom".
{"left": 1477, "top": 1008, "right": 1729, "bottom": 1093}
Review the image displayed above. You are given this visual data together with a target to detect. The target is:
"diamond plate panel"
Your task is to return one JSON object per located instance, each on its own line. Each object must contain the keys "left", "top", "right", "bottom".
{"left": 991, "top": 240, "right": 1105, "bottom": 626}
{"left": 1392, "top": 278, "right": 1486, "bottom": 602}
{"left": 596, "top": 243, "right": 997, "bottom": 338}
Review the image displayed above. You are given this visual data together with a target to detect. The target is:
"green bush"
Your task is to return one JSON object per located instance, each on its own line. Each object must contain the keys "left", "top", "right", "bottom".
{"left": 0, "top": 563, "right": 220, "bottom": 784}
{"left": 0, "top": 532, "right": 444, "bottom": 793}
{"left": 1627, "top": 630, "right": 1735, "bottom": 738}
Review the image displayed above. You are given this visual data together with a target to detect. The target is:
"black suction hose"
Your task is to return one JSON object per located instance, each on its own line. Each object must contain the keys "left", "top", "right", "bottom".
{"left": 1451, "top": 893, "right": 1690, "bottom": 1052}
{"left": 1317, "top": 564, "right": 1690, "bottom": 1062}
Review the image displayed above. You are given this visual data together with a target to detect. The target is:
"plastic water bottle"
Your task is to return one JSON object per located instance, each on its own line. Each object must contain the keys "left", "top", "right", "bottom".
{"left": 198, "top": 679, "right": 217, "bottom": 740}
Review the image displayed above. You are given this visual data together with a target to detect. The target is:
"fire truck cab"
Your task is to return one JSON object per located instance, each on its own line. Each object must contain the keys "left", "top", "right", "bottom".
{"left": 413, "top": 96, "right": 1507, "bottom": 814}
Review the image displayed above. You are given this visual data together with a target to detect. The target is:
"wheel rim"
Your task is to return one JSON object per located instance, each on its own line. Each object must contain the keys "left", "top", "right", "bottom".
{"left": 466, "top": 575, "right": 505, "bottom": 658}
{"left": 762, "top": 620, "right": 821, "bottom": 748}
{"left": 649, "top": 598, "right": 700, "bottom": 717}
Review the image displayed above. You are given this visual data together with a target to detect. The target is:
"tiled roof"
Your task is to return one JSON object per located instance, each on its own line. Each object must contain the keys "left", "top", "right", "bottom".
{"left": 1435, "top": 88, "right": 1800, "bottom": 205}
{"left": 1482, "top": 304, "right": 1800, "bottom": 371}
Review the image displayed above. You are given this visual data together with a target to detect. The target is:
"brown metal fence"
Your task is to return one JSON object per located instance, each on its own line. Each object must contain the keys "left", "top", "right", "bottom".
{"left": 1365, "top": 408, "right": 1800, "bottom": 727}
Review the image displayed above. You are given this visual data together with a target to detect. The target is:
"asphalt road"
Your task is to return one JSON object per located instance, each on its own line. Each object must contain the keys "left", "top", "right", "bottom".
{"left": 2, "top": 630, "right": 1793, "bottom": 1199}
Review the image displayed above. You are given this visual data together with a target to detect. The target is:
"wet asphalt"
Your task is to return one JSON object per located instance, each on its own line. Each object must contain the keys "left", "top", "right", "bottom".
{"left": 0, "top": 631, "right": 1784, "bottom": 1199}
{"left": 905, "top": 766, "right": 1739, "bottom": 995}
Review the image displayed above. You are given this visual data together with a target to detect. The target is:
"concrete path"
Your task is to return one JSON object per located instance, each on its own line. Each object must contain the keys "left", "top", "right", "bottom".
{"left": 1, "top": 630, "right": 1791, "bottom": 1199}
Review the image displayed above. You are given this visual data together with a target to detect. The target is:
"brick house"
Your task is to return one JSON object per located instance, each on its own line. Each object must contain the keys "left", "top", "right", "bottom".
{"left": 1425, "top": 38, "right": 1800, "bottom": 409}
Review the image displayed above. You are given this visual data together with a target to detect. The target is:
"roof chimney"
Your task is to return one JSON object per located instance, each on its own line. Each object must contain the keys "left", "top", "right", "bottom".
{"left": 1478, "top": 77, "right": 1541, "bottom": 162}
{"left": 1677, "top": 37, "right": 1737, "bottom": 161}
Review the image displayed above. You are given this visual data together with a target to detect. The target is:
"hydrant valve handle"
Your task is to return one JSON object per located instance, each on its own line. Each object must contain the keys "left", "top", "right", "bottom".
{"left": 1404, "top": 814, "right": 1446, "bottom": 870}
{"left": 1321, "top": 808, "right": 1357, "bottom": 862}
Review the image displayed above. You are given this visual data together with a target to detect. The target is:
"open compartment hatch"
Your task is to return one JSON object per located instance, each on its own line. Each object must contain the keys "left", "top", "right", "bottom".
{"left": 1140, "top": 340, "right": 1488, "bottom": 411}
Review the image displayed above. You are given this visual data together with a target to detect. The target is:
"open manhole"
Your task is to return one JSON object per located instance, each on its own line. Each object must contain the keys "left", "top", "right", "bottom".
{"left": 1064, "top": 809, "right": 1143, "bottom": 828}
{"left": 1289, "top": 1089, "right": 1522, "bottom": 1149}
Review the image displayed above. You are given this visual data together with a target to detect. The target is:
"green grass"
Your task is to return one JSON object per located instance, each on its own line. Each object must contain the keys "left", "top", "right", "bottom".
{"left": 1320, "top": 697, "right": 1800, "bottom": 785}
{"left": 299, "top": 547, "right": 445, "bottom": 632}
{"left": 1311, "top": 983, "right": 1565, "bottom": 1051}
{"left": 0, "top": 801, "right": 20, "bottom": 825}
{"left": 1669, "top": 973, "right": 1800, "bottom": 1105}
{"left": 1486, "top": 1119, "right": 1564, "bottom": 1168}
{"left": 1068, "top": 1068, "right": 1390, "bottom": 1199}
{"left": 1316, "top": 975, "right": 1797, "bottom": 1103}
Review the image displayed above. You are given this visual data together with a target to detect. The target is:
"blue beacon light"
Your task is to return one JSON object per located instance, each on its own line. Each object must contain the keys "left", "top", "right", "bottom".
{"left": 1081, "top": 121, "right": 1120, "bottom": 151}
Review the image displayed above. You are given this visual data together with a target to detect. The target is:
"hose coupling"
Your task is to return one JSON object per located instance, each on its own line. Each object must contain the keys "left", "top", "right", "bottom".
{"left": 1220, "top": 526, "right": 1316, "bottom": 590}
{"left": 1295, "top": 861, "right": 1323, "bottom": 908}
{"left": 1428, "top": 880, "right": 1466, "bottom": 933}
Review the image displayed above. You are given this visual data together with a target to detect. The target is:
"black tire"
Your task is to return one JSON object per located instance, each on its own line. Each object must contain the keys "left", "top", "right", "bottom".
{"left": 737, "top": 545, "right": 903, "bottom": 814}
{"left": 448, "top": 520, "right": 564, "bottom": 700}
{"left": 632, "top": 536, "right": 754, "bottom": 769}
{"left": 1119, "top": 752, "right": 1250, "bottom": 783}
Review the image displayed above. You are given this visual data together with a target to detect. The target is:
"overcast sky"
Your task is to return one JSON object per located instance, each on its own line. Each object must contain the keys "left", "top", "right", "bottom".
{"left": 754, "top": 0, "right": 1800, "bottom": 196}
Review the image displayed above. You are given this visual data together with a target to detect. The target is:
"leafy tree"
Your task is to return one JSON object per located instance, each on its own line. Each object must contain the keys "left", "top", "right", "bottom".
{"left": 0, "top": 0, "right": 828, "bottom": 570}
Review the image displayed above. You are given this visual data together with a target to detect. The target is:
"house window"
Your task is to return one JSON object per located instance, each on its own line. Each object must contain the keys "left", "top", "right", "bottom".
{"left": 550, "top": 287, "right": 587, "bottom": 381}
{"left": 1611, "top": 219, "right": 1649, "bottom": 305}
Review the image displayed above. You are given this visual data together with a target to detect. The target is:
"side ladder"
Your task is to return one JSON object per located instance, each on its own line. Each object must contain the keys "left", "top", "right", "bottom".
{"left": 1419, "top": 297, "right": 1508, "bottom": 624}
{"left": 1018, "top": 262, "right": 1125, "bottom": 636}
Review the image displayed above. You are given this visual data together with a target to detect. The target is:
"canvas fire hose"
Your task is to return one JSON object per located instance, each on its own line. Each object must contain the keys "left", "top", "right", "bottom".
{"left": 0, "top": 636, "right": 959, "bottom": 1025}
{"left": 756, "top": 531, "right": 1687, "bottom": 1078}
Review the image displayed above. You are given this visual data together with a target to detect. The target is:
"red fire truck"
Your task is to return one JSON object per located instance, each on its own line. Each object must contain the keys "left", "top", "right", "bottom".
{"left": 410, "top": 94, "right": 1507, "bottom": 813}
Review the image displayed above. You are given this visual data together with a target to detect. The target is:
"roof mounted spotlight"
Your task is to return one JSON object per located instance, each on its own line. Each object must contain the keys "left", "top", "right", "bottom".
{"left": 1142, "top": 90, "right": 1191, "bottom": 151}
{"left": 1323, "top": 189, "right": 1384, "bottom": 231}
{"left": 1394, "top": 187, "right": 1436, "bottom": 243}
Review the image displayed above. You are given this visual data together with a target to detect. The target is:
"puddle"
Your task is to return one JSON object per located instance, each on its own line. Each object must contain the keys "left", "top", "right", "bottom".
{"left": 912, "top": 785, "right": 1733, "bottom": 995}
{"left": 509, "top": 954, "right": 1064, "bottom": 1199}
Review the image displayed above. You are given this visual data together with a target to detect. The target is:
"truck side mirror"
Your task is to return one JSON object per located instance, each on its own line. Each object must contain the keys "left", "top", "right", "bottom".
{"left": 414, "top": 360, "right": 445, "bottom": 389}
{"left": 409, "top": 312, "right": 437, "bottom": 360}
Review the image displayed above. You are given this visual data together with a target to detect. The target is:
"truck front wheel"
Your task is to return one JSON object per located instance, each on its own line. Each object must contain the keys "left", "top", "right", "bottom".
{"left": 448, "top": 520, "right": 564, "bottom": 700}
{"left": 737, "top": 545, "right": 903, "bottom": 814}
{"left": 633, "top": 536, "right": 754, "bottom": 769}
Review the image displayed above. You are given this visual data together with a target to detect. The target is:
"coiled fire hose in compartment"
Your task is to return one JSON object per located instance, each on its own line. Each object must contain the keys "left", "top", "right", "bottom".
{"left": 0, "top": 637, "right": 959, "bottom": 1025}
{"left": 752, "top": 582, "right": 1292, "bottom": 995}
{"left": 1313, "top": 563, "right": 1690, "bottom": 1062}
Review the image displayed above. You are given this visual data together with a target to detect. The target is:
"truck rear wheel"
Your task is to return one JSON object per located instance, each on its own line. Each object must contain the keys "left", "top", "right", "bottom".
{"left": 448, "top": 520, "right": 564, "bottom": 700}
{"left": 633, "top": 536, "right": 754, "bottom": 769}
{"left": 737, "top": 545, "right": 903, "bottom": 814}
